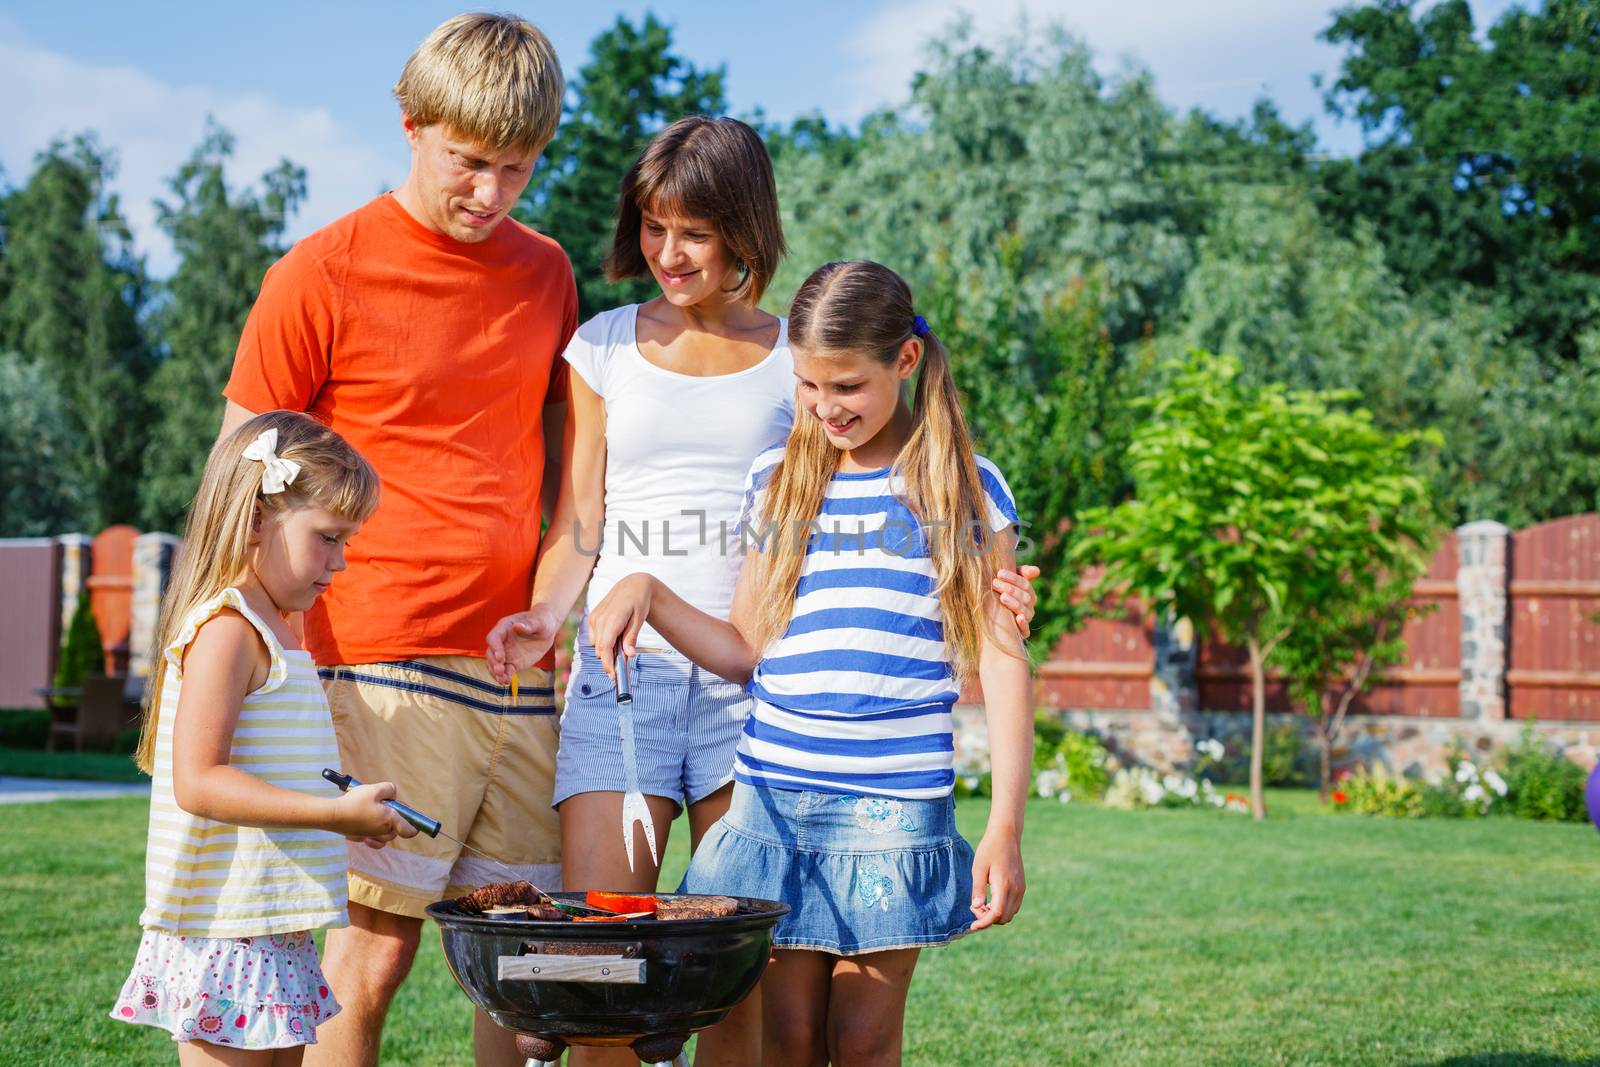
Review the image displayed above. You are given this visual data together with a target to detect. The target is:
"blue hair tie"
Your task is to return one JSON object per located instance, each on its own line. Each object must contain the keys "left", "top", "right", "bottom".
{"left": 911, "top": 314, "right": 929, "bottom": 338}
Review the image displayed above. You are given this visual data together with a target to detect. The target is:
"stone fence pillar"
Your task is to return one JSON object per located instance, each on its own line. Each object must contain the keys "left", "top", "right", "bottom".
{"left": 1152, "top": 611, "right": 1197, "bottom": 715}
{"left": 1456, "top": 520, "right": 1510, "bottom": 721}
{"left": 130, "top": 533, "right": 182, "bottom": 684}
{"left": 56, "top": 533, "right": 92, "bottom": 639}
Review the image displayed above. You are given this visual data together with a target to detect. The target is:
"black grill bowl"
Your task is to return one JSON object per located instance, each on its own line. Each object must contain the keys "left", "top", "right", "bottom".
{"left": 426, "top": 893, "right": 788, "bottom": 1046}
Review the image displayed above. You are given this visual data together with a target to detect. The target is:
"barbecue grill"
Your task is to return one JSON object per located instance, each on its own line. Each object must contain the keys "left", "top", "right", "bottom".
{"left": 427, "top": 892, "right": 788, "bottom": 1067}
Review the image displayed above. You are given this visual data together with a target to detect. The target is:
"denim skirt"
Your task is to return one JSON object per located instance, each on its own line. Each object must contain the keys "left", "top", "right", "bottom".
{"left": 680, "top": 781, "right": 975, "bottom": 956}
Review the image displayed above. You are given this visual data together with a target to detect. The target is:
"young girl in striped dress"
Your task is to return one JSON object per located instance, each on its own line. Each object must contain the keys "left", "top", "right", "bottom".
{"left": 111, "top": 411, "right": 415, "bottom": 1061}
{"left": 588, "top": 259, "right": 1032, "bottom": 1066}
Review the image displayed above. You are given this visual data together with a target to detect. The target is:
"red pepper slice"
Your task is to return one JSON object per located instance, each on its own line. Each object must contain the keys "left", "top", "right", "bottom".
{"left": 584, "top": 890, "right": 659, "bottom": 914}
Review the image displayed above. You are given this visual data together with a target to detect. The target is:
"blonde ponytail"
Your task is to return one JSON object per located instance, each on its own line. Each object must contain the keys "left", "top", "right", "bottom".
{"left": 755, "top": 261, "right": 1006, "bottom": 680}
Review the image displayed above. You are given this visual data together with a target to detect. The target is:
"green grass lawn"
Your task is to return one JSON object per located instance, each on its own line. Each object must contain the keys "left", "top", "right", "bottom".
{"left": 4, "top": 794, "right": 1599, "bottom": 1066}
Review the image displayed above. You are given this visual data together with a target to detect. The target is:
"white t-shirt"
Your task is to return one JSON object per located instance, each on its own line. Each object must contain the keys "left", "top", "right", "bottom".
{"left": 562, "top": 304, "right": 795, "bottom": 655}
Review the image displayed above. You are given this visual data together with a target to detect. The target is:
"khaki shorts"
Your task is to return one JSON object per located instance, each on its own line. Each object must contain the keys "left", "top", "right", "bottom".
{"left": 321, "top": 655, "right": 561, "bottom": 920}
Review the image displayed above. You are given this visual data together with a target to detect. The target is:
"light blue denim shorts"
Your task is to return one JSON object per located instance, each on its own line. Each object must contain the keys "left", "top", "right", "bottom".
{"left": 680, "top": 781, "right": 976, "bottom": 955}
{"left": 552, "top": 645, "right": 751, "bottom": 812}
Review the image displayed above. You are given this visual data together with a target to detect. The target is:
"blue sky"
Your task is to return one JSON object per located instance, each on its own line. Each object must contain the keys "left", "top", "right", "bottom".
{"left": 0, "top": 0, "right": 1518, "bottom": 274}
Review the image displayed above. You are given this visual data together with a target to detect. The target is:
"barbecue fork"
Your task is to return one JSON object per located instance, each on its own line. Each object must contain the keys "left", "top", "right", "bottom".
{"left": 616, "top": 652, "right": 659, "bottom": 872}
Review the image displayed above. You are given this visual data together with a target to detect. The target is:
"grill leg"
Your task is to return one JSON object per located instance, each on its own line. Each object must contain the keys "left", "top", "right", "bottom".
{"left": 523, "top": 1060, "right": 558, "bottom": 1067}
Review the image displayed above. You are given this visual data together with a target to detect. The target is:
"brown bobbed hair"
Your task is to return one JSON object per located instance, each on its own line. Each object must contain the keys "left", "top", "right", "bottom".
{"left": 604, "top": 116, "right": 786, "bottom": 306}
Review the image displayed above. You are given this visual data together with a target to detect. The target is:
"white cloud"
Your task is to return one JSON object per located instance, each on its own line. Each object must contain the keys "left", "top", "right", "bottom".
{"left": 844, "top": 1, "right": 1328, "bottom": 111}
{"left": 840, "top": 0, "right": 1517, "bottom": 151}
{"left": 0, "top": 32, "right": 405, "bottom": 276}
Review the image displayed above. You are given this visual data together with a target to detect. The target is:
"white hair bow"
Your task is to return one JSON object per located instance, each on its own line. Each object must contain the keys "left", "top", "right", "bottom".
{"left": 242, "top": 428, "right": 302, "bottom": 495}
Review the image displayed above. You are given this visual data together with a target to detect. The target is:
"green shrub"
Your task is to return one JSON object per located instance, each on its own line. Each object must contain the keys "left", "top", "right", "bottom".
{"left": 113, "top": 726, "right": 142, "bottom": 754}
{"left": 1262, "top": 721, "right": 1311, "bottom": 787}
{"left": 1337, "top": 771, "right": 1424, "bottom": 817}
{"left": 962, "top": 713, "right": 1110, "bottom": 802}
{"left": 1056, "top": 731, "right": 1111, "bottom": 799}
{"left": 53, "top": 591, "right": 105, "bottom": 702}
{"left": 0, "top": 708, "right": 50, "bottom": 748}
{"left": 1501, "top": 729, "right": 1587, "bottom": 822}
{"left": 1207, "top": 722, "right": 1310, "bottom": 787}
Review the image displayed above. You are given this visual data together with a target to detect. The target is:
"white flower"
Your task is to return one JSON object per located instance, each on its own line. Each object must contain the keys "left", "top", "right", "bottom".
{"left": 1197, "top": 738, "right": 1225, "bottom": 760}
{"left": 1035, "top": 768, "right": 1066, "bottom": 799}
{"left": 1140, "top": 773, "right": 1166, "bottom": 806}
{"left": 1484, "top": 770, "right": 1507, "bottom": 797}
{"left": 1455, "top": 762, "right": 1478, "bottom": 784}
{"left": 1463, "top": 783, "right": 1485, "bottom": 804}
{"left": 1057, "top": 789, "right": 1073, "bottom": 805}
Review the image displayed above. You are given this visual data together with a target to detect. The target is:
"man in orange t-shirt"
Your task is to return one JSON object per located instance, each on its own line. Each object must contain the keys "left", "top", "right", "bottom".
{"left": 218, "top": 15, "right": 571, "bottom": 1067}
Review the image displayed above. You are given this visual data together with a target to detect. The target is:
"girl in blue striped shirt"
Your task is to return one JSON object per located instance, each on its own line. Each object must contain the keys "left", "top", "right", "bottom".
{"left": 590, "top": 259, "right": 1032, "bottom": 1066}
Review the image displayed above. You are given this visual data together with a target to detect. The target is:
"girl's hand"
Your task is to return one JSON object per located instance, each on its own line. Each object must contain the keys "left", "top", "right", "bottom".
{"left": 992, "top": 564, "right": 1041, "bottom": 639}
{"left": 588, "top": 574, "right": 655, "bottom": 682}
{"left": 487, "top": 604, "right": 560, "bottom": 684}
{"left": 329, "top": 782, "right": 418, "bottom": 847}
{"left": 969, "top": 828, "right": 1025, "bottom": 930}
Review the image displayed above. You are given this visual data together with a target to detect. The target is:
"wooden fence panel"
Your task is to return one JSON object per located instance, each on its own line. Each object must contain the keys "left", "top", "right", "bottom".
{"left": 1508, "top": 515, "right": 1600, "bottom": 720}
{"left": 0, "top": 539, "right": 61, "bottom": 707}
{"left": 1357, "top": 533, "right": 1460, "bottom": 718}
{"left": 1059, "top": 535, "right": 1463, "bottom": 717}
{"left": 1195, "top": 640, "right": 1292, "bottom": 713}
{"left": 1035, "top": 570, "right": 1154, "bottom": 710}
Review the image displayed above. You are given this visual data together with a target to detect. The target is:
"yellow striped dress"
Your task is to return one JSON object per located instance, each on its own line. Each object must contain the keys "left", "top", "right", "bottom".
{"left": 139, "top": 587, "right": 348, "bottom": 937}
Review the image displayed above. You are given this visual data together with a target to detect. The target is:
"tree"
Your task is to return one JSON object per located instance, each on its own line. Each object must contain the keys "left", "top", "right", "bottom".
{"left": 139, "top": 122, "right": 306, "bottom": 529}
{"left": 0, "top": 135, "right": 152, "bottom": 530}
{"left": 1074, "top": 352, "right": 1437, "bottom": 820}
{"left": 769, "top": 22, "right": 1199, "bottom": 344}
{"left": 517, "top": 14, "right": 725, "bottom": 319}
{"left": 1319, "top": 0, "right": 1600, "bottom": 361}
{"left": 767, "top": 24, "right": 1206, "bottom": 645}
{"left": 0, "top": 350, "right": 84, "bottom": 535}
{"left": 1165, "top": 179, "right": 1600, "bottom": 525}
{"left": 925, "top": 256, "right": 1135, "bottom": 655}
{"left": 1273, "top": 573, "right": 1428, "bottom": 799}
{"left": 54, "top": 589, "right": 106, "bottom": 699}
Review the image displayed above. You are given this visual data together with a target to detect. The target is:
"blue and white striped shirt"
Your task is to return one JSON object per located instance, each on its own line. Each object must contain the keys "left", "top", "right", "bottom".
{"left": 734, "top": 446, "right": 1019, "bottom": 799}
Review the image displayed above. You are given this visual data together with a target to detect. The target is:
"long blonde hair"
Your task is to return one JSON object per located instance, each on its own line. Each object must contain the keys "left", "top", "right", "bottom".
{"left": 753, "top": 260, "right": 1005, "bottom": 681}
{"left": 134, "top": 411, "right": 379, "bottom": 772}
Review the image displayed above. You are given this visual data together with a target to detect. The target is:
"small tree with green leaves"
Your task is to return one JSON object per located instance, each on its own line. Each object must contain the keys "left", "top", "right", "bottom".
{"left": 1273, "top": 571, "right": 1431, "bottom": 800}
{"left": 53, "top": 590, "right": 106, "bottom": 704}
{"left": 1074, "top": 352, "right": 1437, "bottom": 820}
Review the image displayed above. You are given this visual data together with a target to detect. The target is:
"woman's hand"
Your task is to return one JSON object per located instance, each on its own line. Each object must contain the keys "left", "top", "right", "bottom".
{"left": 329, "top": 781, "right": 418, "bottom": 849}
{"left": 487, "top": 604, "right": 561, "bottom": 685}
{"left": 969, "top": 827, "right": 1025, "bottom": 930}
{"left": 992, "top": 564, "right": 1041, "bottom": 639}
{"left": 588, "top": 574, "right": 656, "bottom": 682}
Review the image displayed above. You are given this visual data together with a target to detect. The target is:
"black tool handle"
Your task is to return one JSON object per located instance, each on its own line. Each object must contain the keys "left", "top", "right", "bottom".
{"left": 321, "top": 767, "right": 442, "bottom": 838}
{"left": 616, "top": 649, "right": 633, "bottom": 705}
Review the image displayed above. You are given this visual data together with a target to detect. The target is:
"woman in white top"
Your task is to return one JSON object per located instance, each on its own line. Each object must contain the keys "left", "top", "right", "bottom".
{"left": 486, "top": 116, "right": 1037, "bottom": 1067}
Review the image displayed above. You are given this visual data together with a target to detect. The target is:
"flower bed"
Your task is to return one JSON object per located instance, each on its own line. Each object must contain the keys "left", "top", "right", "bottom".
{"left": 1331, "top": 729, "right": 1587, "bottom": 821}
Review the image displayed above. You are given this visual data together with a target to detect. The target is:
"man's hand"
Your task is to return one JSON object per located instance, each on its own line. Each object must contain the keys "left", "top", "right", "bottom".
{"left": 486, "top": 604, "right": 561, "bottom": 684}
{"left": 993, "top": 563, "right": 1041, "bottom": 638}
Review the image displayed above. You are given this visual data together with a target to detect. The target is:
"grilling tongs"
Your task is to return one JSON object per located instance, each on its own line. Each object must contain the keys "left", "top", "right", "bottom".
{"left": 320, "top": 767, "right": 614, "bottom": 917}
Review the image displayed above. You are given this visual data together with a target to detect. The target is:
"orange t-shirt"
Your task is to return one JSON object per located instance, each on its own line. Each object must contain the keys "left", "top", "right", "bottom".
{"left": 225, "top": 193, "right": 575, "bottom": 667}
